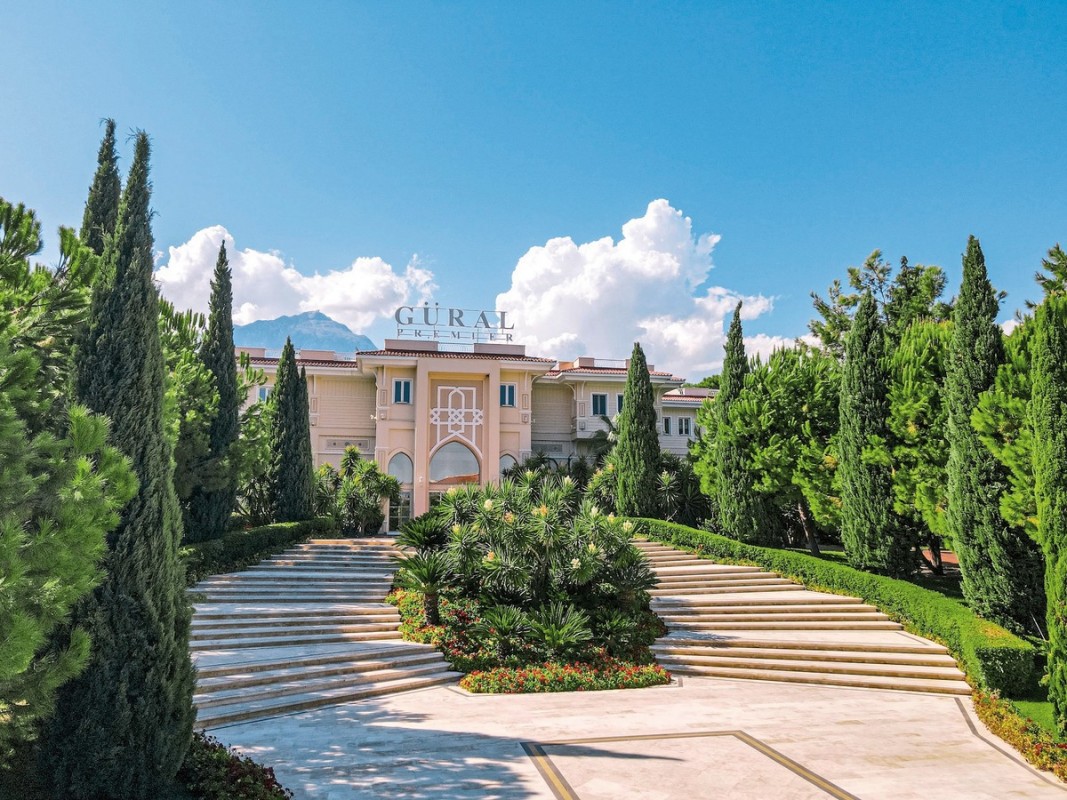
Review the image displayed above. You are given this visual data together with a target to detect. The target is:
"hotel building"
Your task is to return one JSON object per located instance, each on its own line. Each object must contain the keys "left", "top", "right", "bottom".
{"left": 241, "top": 339, "right": 711, "bottom": 525}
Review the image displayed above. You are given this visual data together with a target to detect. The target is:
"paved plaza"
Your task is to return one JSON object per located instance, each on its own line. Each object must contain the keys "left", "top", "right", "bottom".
{"left": 214, "top": 674, "right": 1066, "bottom": 799}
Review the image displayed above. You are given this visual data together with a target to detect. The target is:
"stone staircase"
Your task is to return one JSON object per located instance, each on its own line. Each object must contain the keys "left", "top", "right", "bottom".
{"left": 637, "top": 540, "right": 971, "bottom": 695}
{"left": 189, "top": 538, "right": 461, "bottom": 728}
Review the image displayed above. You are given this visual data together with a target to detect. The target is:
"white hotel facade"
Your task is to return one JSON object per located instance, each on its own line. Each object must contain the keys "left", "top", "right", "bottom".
{"left": 241, "top": 333, "right": 710, "bottom": 525}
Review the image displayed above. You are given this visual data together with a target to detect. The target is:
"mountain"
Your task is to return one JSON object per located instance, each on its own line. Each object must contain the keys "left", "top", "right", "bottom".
{"left": 233, "top": 311, "right": 376, "bottom": 353}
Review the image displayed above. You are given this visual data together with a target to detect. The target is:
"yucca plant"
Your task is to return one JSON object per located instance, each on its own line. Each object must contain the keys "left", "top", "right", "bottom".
{"left": 529, "top": 602, "right": 593, "bottom": 661}
{"left": 394, "top": 551, "right": 452, "bottom": 625}
{"left": 594, "top": 609, "right": 641, "bottom": 659}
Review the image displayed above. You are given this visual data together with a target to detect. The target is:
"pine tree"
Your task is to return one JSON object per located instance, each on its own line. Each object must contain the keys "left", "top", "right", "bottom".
{"left": 945, "top": 236, "right": 1044, "bottom": 632}
{"left": 186, "top": 243, "right": 239, "bottom": 540}
{"left": 838, "top": 294, "right": 911, "bottom": 575}
{"left": 888, "top": 319, "right": 953, "bottom": 573}
{"left": 42, "top": 133, "right": 195, "bottom": 799}
{"left": 0, "top": 199, "right": 136, "bottom": 761}
{"left": 614, "top": 341, "right": 659, "bottom": 517}
{"left": 697, "top": 303, "right": 776, "bottom": 543}
{"left": 269, "top": 338, "right": 313, "bottom": 521}
{"left": 79, "top": 119, "right": 121, "bottom": 257}
{"left": 1031, "top": 292, "right": 1067, "bottom": 734}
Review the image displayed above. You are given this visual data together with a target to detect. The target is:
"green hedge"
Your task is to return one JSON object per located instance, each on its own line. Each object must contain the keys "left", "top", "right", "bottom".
{"left": 183, "top": 517, "right": 339, "bottom": 585}
{"left": 636, "top": 518, "right": 1036, "bottom": 696}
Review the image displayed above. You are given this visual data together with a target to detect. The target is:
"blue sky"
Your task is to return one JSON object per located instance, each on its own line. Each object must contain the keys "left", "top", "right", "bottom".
{"left": 2, "top": 1, "right": 1065, "bottom": 376}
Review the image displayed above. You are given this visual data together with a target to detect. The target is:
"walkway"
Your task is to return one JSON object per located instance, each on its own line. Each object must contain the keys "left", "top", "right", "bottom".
{"left": 215, "top": 674, "right": 1064, "bottom": 798}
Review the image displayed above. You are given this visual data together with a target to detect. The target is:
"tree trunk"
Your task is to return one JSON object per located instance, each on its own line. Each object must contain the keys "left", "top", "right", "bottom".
{"left": 920, "top": 534, "right": 944, "bottom": 576}
{"left": 424, "top": 590, "right": 440, "bottom": 626}
{"left": 798, "top": 502, "right": 820, "bottom": 556}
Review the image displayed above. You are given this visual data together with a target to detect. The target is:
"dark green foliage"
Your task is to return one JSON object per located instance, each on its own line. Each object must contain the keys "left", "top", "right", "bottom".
{"left": 79, "top": 119, "right": 120, "bottom": 257}
{"left": 945, "top": 236, "right": 1044, "bottom": 633}
{"left": 613, "top": 342, "right": 660, "bottom": 516}
{"left": 696, "top": 303, "right": 776, "bottom": 544}
{"left": 1030, "top": 293, "right": 1067, "bottom": 733}
{"left": 268, "top": 339, "right": 313, "bottom": 522}
{"left": 42, "top": 133, "right": 196, "bottom": 799}
{"left": 186, "top": 244, "right": 239, "bottom": 541}
{"left": 183, "top": 517, "right": 338, "bottom": 585}
{"left": 838, "top": 294, "right": 912, "bottom": 576}
{"left": 176, "top": 732, "right": 294, "bottom": 800}
{"left": 313, "top": 448, "right": 400, "bottom": 535}
{"left": 0, "top": 199, "right": 136, "bottom": 760}
{"left": 639, "top": 518, "right": 1037, "bottom": 696}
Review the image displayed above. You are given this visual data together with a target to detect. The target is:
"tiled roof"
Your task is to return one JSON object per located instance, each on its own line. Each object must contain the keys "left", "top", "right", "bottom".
{"left": 249, "top": 356, "right": 360, "bottom": 368}
{"left": 543, "top": 367, "right": 680, "bottom": 379}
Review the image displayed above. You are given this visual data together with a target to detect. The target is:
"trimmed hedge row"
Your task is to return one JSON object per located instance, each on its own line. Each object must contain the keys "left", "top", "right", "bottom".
{"left": 183, "top": 517, "right": 339, "bottom": 585}
{"left": 636, "top": 518, "right": 1036, "bottom": 696}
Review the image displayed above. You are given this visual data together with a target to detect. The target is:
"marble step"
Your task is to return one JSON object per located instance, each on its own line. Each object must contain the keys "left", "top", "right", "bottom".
{"left": 658, "top": 636, "right": 950, "bottom": 655}
{"left": 656, "top": 659, "right": 970, "bottom": 695}
{"left": 196, "top": 649, "right": 444, "bottom": 692}
{"left": 196, "top": 670, "right": 463, "bottom": 728}
{"left": 663, "top": 619, "right": 902, "bottom": 631}
{"left": 652, "top": 595, "right": 864, "bottom": 608}
{"left": 651, "top": 643, "right": 958, "bottom": 667}
{"left": 650, "top": 583, "right": 805, "bottom": 596}
{"left": 653, "top": 614, "right": 887, "bottom": 627}
{"left": 189, "top": 629, "right": 404, "bottom": 650}
{"left": 193, "top": 604, "right": 398, "bottom": 621}
{"left": 194, "top": 642, "right": 424, "bottom": 678}
{"left": 192, "top": 613, "right": 399, "bottom": 631}
{"left": 190, "top": 620, "right": 400, "bottom": 642}
{"left": 196, "top": 659, "right": 451, "bottom": 709}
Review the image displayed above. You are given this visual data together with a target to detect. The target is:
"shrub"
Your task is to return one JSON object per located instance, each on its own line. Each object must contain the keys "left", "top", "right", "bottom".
{"left": 176, "top": 731, "right": 294, "bottom": 799}
{"left": 636, "top": 518, "right": 1036, "bottom": 696}
{"left": 183, "top": 517, "right": 338, "bottom": 584}
{"left": 460, "top": 659, "right": 670, "bottom": 693}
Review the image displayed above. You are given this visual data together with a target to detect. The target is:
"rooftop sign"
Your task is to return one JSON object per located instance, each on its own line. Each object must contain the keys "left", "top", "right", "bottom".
{"left": 394, "top": 304, "right": 516, "bottom": 343}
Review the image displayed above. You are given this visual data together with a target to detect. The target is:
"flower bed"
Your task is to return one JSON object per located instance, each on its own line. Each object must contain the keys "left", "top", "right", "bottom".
{"left": 460, "top": 660, "right": 671, "bottom": 693}
{"left": 177, "top": 731, "right": 294, "bottom": 799}
{"left": 972, "top": 692, "right": 1067, "bottom": 781}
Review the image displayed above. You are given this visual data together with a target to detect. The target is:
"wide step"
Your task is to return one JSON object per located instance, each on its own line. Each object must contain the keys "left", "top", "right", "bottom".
{"left": 639, "top": 539, "right": 969, "bottom": 696}
{"left": 195, "top": 671, "right": 463, "bottom": 728}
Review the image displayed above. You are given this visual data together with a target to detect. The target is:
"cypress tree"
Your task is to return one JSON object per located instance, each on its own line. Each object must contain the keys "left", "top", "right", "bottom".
{"left": 1031, "top": 292, "right": 1067, "bottom": 734}
{"left": 945, "top": 236, "right": 1043, "bottom": 632}
{"left": 614, "top": 341, "right": 659, "bottom": 517}
{"left": 711, "top": 303, "right": 775, "bottom": 544}
{"left": 269, "top": 338, "right": 314, "bottom": 521}
{"left": 42, "top": 132, "right": 195, "bottom": 799}
{"left": 80, "top": 119, "right": 121, "bottom": 257}
{"left": 838, "top": 293, "right": 910, "bottom": 575}
{"left": 186, "top": 243, "right": 239, "bottom": 541}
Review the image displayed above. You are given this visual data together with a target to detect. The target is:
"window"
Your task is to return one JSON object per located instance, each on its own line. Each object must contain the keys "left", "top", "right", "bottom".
{"left": 499, "top": 453, "right": 517, "bottom": 476}
{"left": 500, "top": 383, "right": 516, "bottom": 407}
{"left": 678, "top": 417, "right": 692, "bottom": 437}
{"left": 591, "top": 393, "right": 608, "bottom": 416}
{"left": 387, "top": 452, "right": 413, "bottom": 484}
{"left": 617, "top": 394, "right": 624, "bottom": 414}
{"left": 663, "top": 417, "right": 672, "bottom": 435}
{"left": 257, "top": 386, "right": 272, "bottom": 402}
{"left": 393, "top": 379, "right": 412, "bottom": 404}
{"left": 429, "top": 441, "right": 479, "bottom": 483}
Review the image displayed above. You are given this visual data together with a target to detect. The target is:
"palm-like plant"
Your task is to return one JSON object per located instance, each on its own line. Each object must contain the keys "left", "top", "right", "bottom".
{"left": 529, "top": 602, "right": 593, "bottom": 661}
{"left": 473, "top": 605, "right": 531, "bottom": 662}
{"left": 397, "top": 514, "right": 448, "bottom": 553}
{"left": 394, "top": 551, "right": 452, "bottom": 625}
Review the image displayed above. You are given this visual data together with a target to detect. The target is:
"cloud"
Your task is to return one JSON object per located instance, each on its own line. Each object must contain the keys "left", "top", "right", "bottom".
{"left": 154, "top": 225, "right": 435, "bottom": 332}
{"left": 495, "top": 199, "right": 778, "bottom": 378}
{"left": 1000, "top": 317, "right": 1021, "bottom": 336}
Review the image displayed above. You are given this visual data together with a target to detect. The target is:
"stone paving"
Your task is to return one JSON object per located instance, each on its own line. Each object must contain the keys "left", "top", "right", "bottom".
{"left": 215, "top": 673, "right": 1067, "bottom": 799}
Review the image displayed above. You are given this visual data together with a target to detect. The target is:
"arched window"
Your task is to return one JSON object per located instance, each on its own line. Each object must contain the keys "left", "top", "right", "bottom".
{"left": 499, "top": 453, "right": 517, "bottom": 477}
{"left": 387, "top": 452, "right": 413, "bottom": 484}
{"left": 429, "top": 441, "right": 480, "bottom": 484}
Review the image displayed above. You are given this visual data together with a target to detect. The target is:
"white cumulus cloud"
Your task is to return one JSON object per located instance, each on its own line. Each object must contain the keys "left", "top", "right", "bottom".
{"left": 496, "top": 199, "right": 780, "bottom": 378}
{"left": 154, "top": 225, "right": 435, "bottom": 332}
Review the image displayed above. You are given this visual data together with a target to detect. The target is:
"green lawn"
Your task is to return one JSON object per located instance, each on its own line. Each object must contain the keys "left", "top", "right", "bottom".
{"left": 1012, "top": 689, "right": 1065, "bottom": 740}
